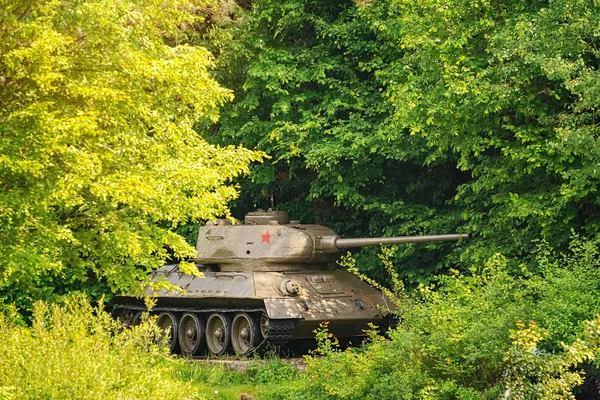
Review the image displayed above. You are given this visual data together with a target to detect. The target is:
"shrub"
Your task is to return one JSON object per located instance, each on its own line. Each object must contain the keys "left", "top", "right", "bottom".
{"left": 0, "top": 296, "right": 197, "bottom": 400}
{"left": 503, "top": 320, "right": 593, "bottom": 400}
{"left": 267, "top": 236, "right": 600, "bottom": 399}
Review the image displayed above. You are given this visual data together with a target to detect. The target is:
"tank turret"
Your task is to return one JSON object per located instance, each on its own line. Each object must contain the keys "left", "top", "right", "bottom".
{"left": 111, "top": 209, "right": 469, "bottom": 358}
{"left": 196, "top": 209, "right": 468, "bottom": 271}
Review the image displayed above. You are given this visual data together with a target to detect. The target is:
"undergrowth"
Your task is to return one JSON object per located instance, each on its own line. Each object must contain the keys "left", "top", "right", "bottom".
{"left": 3, "top": 236, "right": 600, "bottom": 399}
{"left": 257, "top": 236, "right": 600, "bottom": 399}
{"left": 0, "top": 296, "right": 301, "bottom": 400}
{"left": 0, "top": 297, "right": 200, "bottom": 399}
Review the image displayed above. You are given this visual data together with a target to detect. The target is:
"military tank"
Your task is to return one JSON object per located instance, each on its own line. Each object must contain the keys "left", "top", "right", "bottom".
{"left": 111, "top": 210, "right": 468, "bottom": 357}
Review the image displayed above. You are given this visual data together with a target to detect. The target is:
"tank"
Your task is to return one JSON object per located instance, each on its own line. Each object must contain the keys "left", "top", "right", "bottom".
{"left": 110, "top": 210, "right": 468, "bottom": 357}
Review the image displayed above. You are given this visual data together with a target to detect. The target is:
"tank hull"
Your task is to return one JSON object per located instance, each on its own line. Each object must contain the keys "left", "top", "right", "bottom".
{"left": 111, "top": 264, "right": 394, "bottom": 355}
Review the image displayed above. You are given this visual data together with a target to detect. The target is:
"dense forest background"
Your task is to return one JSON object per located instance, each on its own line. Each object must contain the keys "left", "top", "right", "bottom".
{"left": 208, "top": 0, "right": 600, "bottom": 284}
{"left": 2, "top": 0, "right": 600, "bottom": 398}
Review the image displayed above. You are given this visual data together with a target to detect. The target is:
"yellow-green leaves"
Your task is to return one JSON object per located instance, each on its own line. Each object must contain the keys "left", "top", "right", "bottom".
{"left": 0, "top": 0, "right": 263, "bottom": 309}
{"left": 0, "top": 297, "right": 198, "bottom": 399}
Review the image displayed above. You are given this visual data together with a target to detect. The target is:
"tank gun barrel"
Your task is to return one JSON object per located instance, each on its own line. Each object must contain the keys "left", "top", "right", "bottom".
{"left": 333, "top": 233, "right": 469, "bottom": 250}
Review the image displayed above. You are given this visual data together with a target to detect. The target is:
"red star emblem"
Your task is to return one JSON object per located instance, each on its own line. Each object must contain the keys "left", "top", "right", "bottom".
{"left": 261, "top": 230, "right": 273, "bottom": 243}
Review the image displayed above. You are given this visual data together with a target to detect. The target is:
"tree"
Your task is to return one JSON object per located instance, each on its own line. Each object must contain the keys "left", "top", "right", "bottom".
{"left": 359, "top": 0, "right": 600, "bottom": 264}
{"left": 207, "top": 0, "right": 468, "bottom": 284}
{"left": 209, "top": 0, "right": 600, "bottom": 283}
{"left": 0, "top": 0, "right": 262, "bottom": 310}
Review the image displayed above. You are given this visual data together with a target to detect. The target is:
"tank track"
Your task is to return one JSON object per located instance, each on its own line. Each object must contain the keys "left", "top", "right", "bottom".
{"left": 257, "top": 318, "right": 295, "bottom": 350}
{"left": 113, "top": 305, "right": 296, "bottom": 355}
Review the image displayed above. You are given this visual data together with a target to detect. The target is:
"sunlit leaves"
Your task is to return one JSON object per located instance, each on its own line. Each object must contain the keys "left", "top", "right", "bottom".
{"left": 0, "top": 0, "right": 262, "bottom": 309}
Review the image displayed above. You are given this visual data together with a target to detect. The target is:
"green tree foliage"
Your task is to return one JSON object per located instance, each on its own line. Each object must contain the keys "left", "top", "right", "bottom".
{"left": 209, "top": 0, "right": 600, "bottom": 282}
{"left": 210, "top": 0, "right": 397, "bottom": 214}
{"left": 364, "top": 0, "right": 600, "bottom": 265}
{"left": 0, "top": 0, "right": 262, "bottom": 310}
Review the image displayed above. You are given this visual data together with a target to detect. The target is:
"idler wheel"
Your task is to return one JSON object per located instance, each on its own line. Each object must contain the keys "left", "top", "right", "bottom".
{"left": 206, "top": 313, "right": 232, "bottom": 356}
{"left": 178, "top": 313, "right": 206, "bottom": 356}
{"left": 156, "top": 312, "right": 180, "bottom": 354}
{"left": 231, "top": 313, "right": 259, "bottom": 357}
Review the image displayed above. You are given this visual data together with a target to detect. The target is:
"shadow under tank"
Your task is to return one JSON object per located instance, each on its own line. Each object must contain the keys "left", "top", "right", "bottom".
{"left": 110, "top": 210, "right": 468, "bottom": 357}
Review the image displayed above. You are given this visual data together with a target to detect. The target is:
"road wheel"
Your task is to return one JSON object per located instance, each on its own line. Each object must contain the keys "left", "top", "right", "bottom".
{"left": 231, "top": 313, "right": 259, "bottom": 357}
{"left": 132, "top": 311, "right": 142, "bottom": 326}
{"left": 117, "top": 308, "right": 137, "bottom": 327}
{"left": 178, "top": 313, "right": 205, "bottom": 356}
{"left": 206, "top": 313, "right": 232, "bottom": 356}
{"left": 156, "top": 312, "right": 180, "bottom": 353}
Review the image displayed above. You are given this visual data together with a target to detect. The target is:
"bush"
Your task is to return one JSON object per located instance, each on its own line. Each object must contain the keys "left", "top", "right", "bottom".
{"left": 0, "top": 296, "right": 197, "bottom": 400}
{"left": 265, "top": 236, "right": 600, "bottom": 399}
{"left": 4, "top": 235, "right": 600, "bottom": 399}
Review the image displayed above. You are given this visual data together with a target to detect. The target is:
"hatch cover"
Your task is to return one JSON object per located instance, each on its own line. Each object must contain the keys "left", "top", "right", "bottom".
{"left": 306, "top": 275, "right": 345, "bottom": 294}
